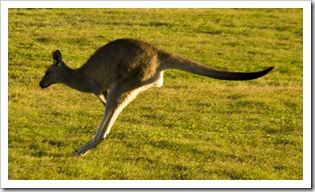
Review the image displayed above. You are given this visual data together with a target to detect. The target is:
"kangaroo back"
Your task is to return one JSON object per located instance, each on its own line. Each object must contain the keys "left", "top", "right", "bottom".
{"left": 159, "top": 51, "right": 273, "bottom": 80}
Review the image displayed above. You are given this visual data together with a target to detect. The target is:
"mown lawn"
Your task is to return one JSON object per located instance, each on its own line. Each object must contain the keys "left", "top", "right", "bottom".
{"left": 8, "top": 8, "right": 302, "bottom": 180}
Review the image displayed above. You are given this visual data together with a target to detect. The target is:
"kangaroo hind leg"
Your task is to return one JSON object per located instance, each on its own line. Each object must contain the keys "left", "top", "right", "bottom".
{"left": 75, "top": 82, "right": 143, "bottom": 156}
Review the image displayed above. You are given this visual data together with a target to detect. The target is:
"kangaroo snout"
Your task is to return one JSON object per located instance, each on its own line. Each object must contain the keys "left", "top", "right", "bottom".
{"left": 39, "top": 80, "right": 45, "bottom": 88}
{"left": 39, "top": 79, "right": 49, "bottom": 89}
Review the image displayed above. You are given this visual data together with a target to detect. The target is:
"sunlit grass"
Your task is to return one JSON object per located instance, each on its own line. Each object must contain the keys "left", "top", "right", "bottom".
{"left": 8, "top": 8, "right": 302, "bottom": 180}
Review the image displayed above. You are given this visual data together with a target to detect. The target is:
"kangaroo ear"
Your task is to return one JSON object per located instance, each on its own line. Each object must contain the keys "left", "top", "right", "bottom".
{"left": 52, "top": 50, "right": 62, "bottom": 66}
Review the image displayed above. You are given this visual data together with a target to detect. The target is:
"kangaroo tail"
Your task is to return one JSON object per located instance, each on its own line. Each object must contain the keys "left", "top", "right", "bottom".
{"left": 159, "top": 51, "right": 273, "bottom": 80}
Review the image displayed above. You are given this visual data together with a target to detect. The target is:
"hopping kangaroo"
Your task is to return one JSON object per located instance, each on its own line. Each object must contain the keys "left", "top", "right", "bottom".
{"left": 39, "top": 38, "right": 273, "bottom": 156}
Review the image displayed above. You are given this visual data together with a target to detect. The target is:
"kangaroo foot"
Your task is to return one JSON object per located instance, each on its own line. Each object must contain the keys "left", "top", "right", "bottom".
{"left": 75, "top": 137, "right": 103, "bottom": 156}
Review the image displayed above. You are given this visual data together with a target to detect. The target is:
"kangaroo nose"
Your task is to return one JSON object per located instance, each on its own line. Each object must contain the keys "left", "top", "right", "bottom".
{"left": 39, "top": 81, "right": 44, "bottom": 88}
{"left": 39, "top": 81, "right": 46, "bottom": 88}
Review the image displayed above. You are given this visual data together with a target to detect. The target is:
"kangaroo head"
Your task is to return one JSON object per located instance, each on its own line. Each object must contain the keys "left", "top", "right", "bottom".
{"left": 39, "top": 50, "right": 67, "bottom": 89}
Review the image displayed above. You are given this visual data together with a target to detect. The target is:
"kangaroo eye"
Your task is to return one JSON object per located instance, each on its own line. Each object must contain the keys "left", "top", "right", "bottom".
{"left": 45, "top": 71, "right": 50, "bottom": 76}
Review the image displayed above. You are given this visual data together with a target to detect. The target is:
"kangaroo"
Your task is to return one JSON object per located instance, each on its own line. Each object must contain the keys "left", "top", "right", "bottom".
{"left": 39, "top": 38, "right": 273, "bottom": 156}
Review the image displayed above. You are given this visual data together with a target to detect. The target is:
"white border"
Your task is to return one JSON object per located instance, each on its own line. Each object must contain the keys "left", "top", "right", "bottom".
{"left": 0, "top": 0, "right": 9, "bottom": 190}
{"left": 302, "top": 1, "right": 312, "bottom": 188}
{"left": 0, "top": 0, "right": 310, "bottom": 8}
{"left": 1, "top": 0, "right": 311, "bottom": 189}
{"left": 1, "top": 180, "right": 312, "bottom": 189}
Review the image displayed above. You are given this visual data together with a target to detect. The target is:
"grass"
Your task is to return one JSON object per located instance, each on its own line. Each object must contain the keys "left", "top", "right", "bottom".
{"left": 8, "top": 8, "right": 302, "bottom": 180}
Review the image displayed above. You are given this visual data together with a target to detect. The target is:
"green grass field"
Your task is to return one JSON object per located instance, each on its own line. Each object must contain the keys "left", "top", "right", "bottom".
{"left": 8, "top": 8, "right": 302, "bottom": 180}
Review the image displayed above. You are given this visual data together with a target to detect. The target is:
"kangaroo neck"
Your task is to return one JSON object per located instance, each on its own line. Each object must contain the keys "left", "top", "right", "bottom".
{"left": 61, "top": 65, "right": 90, "bottom": 93}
